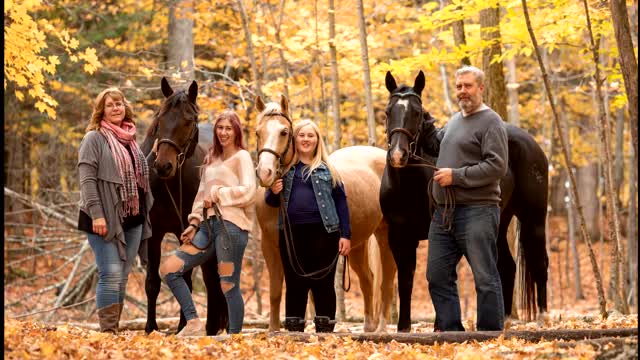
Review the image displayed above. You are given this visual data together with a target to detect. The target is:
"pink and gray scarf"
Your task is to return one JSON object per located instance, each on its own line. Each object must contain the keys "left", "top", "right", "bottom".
{"left": 99, "top": 120, "right": 150, "bottom": 216}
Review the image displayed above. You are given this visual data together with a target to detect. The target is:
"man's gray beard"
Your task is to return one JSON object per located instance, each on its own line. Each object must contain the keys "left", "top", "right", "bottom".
{"left": 458, "top": 100, "right": 474, "bottom": 113}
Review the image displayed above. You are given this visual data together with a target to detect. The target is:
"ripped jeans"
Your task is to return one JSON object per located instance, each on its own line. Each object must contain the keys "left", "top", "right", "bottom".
{"left": 162, "top": 217, "right": 248, "bottom": 334}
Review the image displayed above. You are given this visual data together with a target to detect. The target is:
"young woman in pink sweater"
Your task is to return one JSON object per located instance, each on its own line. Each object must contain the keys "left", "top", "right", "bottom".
{"left": 159, "top": 110, "right": 257, "bottom": 336}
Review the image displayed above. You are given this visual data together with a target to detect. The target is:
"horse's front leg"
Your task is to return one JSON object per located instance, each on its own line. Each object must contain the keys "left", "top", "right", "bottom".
{"left": 261, "top": 228, "right": 283, "bottom": 331}
{"left": 201, "top": 255, "right": 227, "bottom": 335}
{"left": 145, "top": 232, "right": 163, "bottom": 334}
{"left": 389, "top": 226, "right": 417, "bottom": 332}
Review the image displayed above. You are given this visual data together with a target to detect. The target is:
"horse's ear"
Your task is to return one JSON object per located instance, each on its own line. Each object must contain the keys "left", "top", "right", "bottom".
{"left": 161, "top": 77, "right": 173, "bottom": 98}
{"left": 188, "top": 81, "right": 198, "bottom": 104}
{"left": 256, "top": 96, "right": 266, "bottom": 112}
{"left": 280, "top": 94, "right": 289, "bottom": 115}
{"left": 385, "top": 71, "right": 397, "bottom": 93}
{"left": 414, "top": 70, "right": 425, "bottom": 94}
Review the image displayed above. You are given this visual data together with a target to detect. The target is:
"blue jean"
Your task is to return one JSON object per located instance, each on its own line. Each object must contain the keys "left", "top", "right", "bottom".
{"left": 426, "top": 205, "right": 504, "bottom": 331}
{"left": 163, "top": 217, "right": 248, "bottom": 334}
{"left": 87, "top": 225, "right": 143, "bottom": 309}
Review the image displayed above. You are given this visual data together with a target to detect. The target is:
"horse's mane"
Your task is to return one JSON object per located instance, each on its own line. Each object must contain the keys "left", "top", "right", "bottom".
{"left": 146, "top": 90, "right": 200, "bottom": 136}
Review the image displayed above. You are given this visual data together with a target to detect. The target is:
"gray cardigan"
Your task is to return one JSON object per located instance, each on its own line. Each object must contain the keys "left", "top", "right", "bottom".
{"left": 78, "top": 130, "right": 153, "bottom": 265}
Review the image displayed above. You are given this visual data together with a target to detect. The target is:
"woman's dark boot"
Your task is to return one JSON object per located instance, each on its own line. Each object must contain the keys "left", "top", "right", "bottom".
{"left": 284, "top": 317, "right": 306, "bottom": 332}
{"left": 314, "top": 316, "right": 336, "bottom": 333}
{"left": 97, "top": 303, "right": 121, "bottom": 334}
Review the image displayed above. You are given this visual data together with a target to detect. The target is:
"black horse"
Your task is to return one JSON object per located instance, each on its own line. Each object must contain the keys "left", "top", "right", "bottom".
{"left": 381, "top": 71, "right": 549, "bottom": 332}
{"left": 140, "top": 78, "right": 228, "bottom": 335}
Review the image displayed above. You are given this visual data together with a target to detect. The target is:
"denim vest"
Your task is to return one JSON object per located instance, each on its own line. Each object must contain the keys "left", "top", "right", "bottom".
{"left": 280, "top": 162, "right": 340, "bottom": 233}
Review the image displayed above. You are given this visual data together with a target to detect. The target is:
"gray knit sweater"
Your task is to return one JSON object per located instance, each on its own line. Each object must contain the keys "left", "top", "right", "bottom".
{"left": 427, "top": 108, "right": 508, "bottom": 206}
{"left": 78, "top": 130, "right": 153, "bottom": 264}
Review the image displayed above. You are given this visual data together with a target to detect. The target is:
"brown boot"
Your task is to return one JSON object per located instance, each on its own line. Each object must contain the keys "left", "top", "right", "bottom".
{"left": 176, "top": 318, "right": 205, "bottom": 337}
{"left": 98, "top": 303, "right": 121, "bottom": 334}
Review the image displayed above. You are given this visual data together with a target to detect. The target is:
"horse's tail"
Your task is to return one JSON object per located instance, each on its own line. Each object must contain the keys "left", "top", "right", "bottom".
{"left": 517, "top": 220, "right": 537, "bottom": 321}
{"left": 369, "top": 234, "right": 383, "bottom": 323}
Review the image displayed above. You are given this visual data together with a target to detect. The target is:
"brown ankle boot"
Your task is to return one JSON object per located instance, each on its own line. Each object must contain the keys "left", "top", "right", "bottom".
{"left": 98, "top": 303, "right": 121, "bottom": 334}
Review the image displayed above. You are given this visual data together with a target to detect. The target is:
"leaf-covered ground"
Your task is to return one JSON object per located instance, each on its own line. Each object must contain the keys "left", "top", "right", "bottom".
{"left": 4, "top": 313, "right": 637, "bottom": 359}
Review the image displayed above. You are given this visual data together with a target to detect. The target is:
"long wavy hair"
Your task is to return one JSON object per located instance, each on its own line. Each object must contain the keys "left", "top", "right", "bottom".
{"left": 290, "top": 119, "right": 342, "bottom": 187}
{"left": 204, "top": 110, "right": 246, "bottom": 165}
{"left": 86, "top": 87, "right": 134, "bottom": 132}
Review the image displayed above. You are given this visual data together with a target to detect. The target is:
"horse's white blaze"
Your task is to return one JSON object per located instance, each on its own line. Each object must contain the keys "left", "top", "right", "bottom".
{"left": 256, "top": 120, "right": 287, "bottom": 185}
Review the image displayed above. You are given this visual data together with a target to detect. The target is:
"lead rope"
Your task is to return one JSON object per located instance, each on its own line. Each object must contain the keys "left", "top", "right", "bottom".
{"left": 164, "top": 165, "right": 184, "bottom": 232}
{"left": 407, "top": 153, "right": 455, "bottom": 232}
{"left": 280, "top": 192, "right": 348, "bottom": 289}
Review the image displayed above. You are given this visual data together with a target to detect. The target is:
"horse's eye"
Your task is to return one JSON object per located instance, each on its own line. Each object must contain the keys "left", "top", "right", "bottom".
{"left": 280, "top": 129, "right": 288, "bottom": 136}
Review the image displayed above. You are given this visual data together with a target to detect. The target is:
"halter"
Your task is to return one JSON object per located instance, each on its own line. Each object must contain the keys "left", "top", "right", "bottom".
{"left": 256, "top": 111, "right": 294, "bottom": 177}
{"left": 387, "top": 91, "right": 423, "bottom": 157}
{"left": 155, "top": 122, "right": 199, "bottom": 169}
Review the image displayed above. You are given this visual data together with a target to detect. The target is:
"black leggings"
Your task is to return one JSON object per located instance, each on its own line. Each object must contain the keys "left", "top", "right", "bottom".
{"left": 279, "top": 222, "right": 340, "bottom": 320}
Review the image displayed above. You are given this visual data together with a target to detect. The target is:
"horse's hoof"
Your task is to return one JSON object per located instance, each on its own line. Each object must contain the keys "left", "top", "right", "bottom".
{"left": 144, "top": 323, "right": 159, "bottom": 334}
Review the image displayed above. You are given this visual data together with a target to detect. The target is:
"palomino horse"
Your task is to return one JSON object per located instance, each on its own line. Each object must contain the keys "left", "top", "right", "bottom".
{"left": 140, "top": 78, "right": 228, "bottom": 335}
{"left": 254, "top": 95, "right": 396, "bottom": 332}
{"left": 382, "top": 71, "right": 549, "bottom": 331}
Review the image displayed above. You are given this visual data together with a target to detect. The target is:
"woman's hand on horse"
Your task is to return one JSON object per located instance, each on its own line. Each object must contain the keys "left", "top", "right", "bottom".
{"left": 270, "top": 179, "right": 283, "bottom": 194}
{"left": 339, "top": 238, "right": 351, "bottom": 256}
{"left": 434, "top": 168, "right": 453, "bottom": 187}
{"left": 180, "top": 225, "right": 196, "bottom": 244}
{"left": 92, "top": 218, "right": 107, "bottom": 236}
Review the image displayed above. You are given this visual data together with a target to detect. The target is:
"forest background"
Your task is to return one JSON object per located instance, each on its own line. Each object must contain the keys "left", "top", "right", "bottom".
{"left": 3, "top": 0, "right": 638, "bottom": 355}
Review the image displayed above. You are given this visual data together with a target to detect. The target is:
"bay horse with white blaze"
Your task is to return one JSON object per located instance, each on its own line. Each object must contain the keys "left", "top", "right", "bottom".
{"left": 254, "top": 95, "right": 397, "bottom": 332}
{"left": 381, "top": 71, "right": 549, "bottom": 332}
{"left": 140, "top": 78, "right": 228, "bottom": 335}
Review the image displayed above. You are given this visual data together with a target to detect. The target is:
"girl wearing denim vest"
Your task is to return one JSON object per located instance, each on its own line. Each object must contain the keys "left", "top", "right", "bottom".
{"left": 265, "top": 119, "right": 351, "bottom": 333}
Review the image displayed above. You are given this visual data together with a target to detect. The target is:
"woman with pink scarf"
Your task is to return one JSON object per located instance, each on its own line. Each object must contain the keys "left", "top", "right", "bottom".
{"left": 78, "top": 88, "right": 153, "bottom": 334}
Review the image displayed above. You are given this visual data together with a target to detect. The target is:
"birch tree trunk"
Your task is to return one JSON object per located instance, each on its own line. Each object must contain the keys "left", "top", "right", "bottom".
{"left": 521, "top": 0, "right": 608, "bottom": 319}
{"left": 266, "top": 0, "right": 289, "bottom": 100}
{"left": 168, "top": 0, "right": 195, "bottom": 81}
{"left": 628, "top": 140, "right": 638, "bottom": 310}
{"left": 328, "top": 0, "right": 341, "bottom": 151}
{"left": 505, "top": 46, "right": 520, "bottom": 126}
{"left": 582, "top": 0, "right": 629, "bottom": 314}
{"left": 356, "top": 0, "right": 376, "bottom": 146}
{"left": 479, "top": 1, "right": 507, "bottom": 120}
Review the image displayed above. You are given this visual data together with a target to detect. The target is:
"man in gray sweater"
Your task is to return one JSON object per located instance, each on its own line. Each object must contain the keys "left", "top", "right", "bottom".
{"left": 421, "top": 66, "right": 508, "bottom": 331}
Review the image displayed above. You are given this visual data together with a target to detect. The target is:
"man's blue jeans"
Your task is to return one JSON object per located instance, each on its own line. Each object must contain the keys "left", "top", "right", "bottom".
{"left": 163, "top": 217, "right": 248, "bottom": 334}
{"left": 87, "top": 224, "right": 143, "bottom": 309}
{"left": 426, "top": 205, "right": 504, "bottom": 331}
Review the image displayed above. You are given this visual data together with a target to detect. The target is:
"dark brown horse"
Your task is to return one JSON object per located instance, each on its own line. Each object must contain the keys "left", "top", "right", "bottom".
{"left": 140, "top": 78, "right": 228, "bottom": 335}
{"left": 381, "top": 71, "right": 549, "bottom": 332}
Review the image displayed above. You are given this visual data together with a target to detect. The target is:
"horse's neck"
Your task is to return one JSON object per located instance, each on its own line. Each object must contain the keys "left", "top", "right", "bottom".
{"left": 140, "top": 135, "right": 156, "bottom": 156}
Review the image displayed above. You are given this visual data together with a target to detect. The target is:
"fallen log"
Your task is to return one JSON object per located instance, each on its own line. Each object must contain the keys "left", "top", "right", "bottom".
{"left": 271, "top": 328, "right": 638, "bottom": 345}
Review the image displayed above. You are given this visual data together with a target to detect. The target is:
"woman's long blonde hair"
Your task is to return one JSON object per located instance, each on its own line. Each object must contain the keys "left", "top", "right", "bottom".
{"left": 290, "top": 119, "right": 342, "bottom": 187}
{"left": 86, "top": 87, "right": 135, "bottom": 132}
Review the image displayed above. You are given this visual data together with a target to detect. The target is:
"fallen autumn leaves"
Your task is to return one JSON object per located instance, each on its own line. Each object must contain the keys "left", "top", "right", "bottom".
{"left": 4, "top": 314, "right": 637, "bottom": 359}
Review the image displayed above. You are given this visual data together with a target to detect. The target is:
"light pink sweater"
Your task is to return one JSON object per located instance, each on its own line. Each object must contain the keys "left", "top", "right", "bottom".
{"left": 187, "top": 149, "right": 257, "bottom": 232}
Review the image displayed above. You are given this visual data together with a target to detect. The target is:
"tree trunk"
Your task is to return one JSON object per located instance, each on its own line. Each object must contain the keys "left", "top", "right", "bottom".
{"left": 609, "top": 0, "right": 638, "bottom": 180}
{"left": 442, "top": 0, "right": 470, "bottom": 66}
{"left": 479, "top": 2, "right": 507, "bottom": 121}
{"left": 505, "top": 46, "right": 520, "bottom": 126}
{"left": 628, "top": 139, "right": 638, "bottom": 310}
{"left": 521, "top": 0, "right": 608, "bottom": 319}
{"left": 168, "top": 0, "right": 195, "bottom": 80}
{"left": 236, "top": 0, "right": 263, "bottom": 98}
{"left": 582, "top": 0, "right": 629, "bottom": 314}
{"left": 328, "top": 0, "right": 341, "bottom": 151}
{"left": 356, "top": 0, "right": 376, "bottom": 146}
{"left": 265, "top": 0, "right": 289, "bottom": 100}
